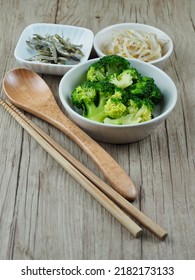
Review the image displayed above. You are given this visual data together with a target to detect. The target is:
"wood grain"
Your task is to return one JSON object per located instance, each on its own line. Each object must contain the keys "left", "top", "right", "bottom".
{"left": 0, "top": 0, "right": 195, "bottom": 260}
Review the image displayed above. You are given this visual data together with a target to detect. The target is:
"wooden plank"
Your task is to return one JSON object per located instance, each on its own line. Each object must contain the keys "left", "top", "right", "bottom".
{"left": 0, "top": 0, "right": 195, "bottom": 260}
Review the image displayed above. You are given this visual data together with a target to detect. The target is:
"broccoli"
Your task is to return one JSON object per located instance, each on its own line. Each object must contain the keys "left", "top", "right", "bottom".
{"left": 104, "top": 87, "right": 127, "bottom": 118}
{"left": 104, "top": 99, "right": 126, "bottom": 119}
{"left": 86, "top": 54, "right": 130, "bottom": 82}
{"left": 71, "top": 81, "right": 97, "bottom": 110}
{"left": 126, "top": 98, "right": 154, "bottom": 122}
{"left": 71, "top": 81, "right": 126, "bottom": 122}
{"left": 104, "top": 97, "right": 154, "bottom": 125}
{"left": 108, "top": 68, "right": 141, "bottom": 89}
{"left": 129, "top": 76, "right": 162, "bottom": 105}
{"left": 70, "top": 55, "right": 162, "bottom": 125}
{"left": 127, "top": 67, "right": 142, "bottom": 83}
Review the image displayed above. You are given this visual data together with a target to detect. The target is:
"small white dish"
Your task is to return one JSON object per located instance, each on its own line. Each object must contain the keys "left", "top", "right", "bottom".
{"left": 94, "top": 23, "right": 173, "bottom": 69}
{"left": 14, "top": 23, "right": 94, "bottom": 75}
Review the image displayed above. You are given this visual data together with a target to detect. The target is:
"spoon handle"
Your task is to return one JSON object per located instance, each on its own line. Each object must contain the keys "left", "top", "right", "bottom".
{"left": 40, "top": 106, "right": 137, "bottom": 201}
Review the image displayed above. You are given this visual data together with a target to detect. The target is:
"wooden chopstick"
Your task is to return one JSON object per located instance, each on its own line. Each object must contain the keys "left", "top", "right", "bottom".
{"left": 0, "top": 99, "right": 142, "bottom": 238}
{"left": 1, "top": 99, "right": 168, "bottom": 240}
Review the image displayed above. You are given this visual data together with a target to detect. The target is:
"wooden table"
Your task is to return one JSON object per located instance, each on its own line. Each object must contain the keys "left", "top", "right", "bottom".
{"left": 0, "top": 0, "right": 194, "bottom": 260}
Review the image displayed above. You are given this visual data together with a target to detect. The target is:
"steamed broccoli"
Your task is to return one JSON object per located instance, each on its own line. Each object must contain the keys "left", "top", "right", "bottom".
{"left": 71, "top": 81, "right": 126, "bottom": 122}
{"left": 108, "top": 68, "right": 141, "bottom": 89}
{"left": 129, "top": 76, "right": 162, "bottom": 105}
{"left": 70, "top": 55, "right": 162, "bottom": 125}
{"left": 86, "top": 55, "right": 130, "bottom": 82}
{"left": 104, "top": 97, "right": 154, "bottom": 125}
{"left": 104, "top": 87, "right": 127, "bottom": 118}
{"left": 71, "top": 81, "right": 97, "bottom": 110}
{"left": 104, "top": 99, "right": 126, "bottom": 119}
{"left": 126, "top": 98, "right": 154, "bottom": 122}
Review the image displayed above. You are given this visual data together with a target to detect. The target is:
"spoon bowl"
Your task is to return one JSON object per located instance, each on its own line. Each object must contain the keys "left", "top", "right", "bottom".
{"left": 3, "top": 68, "right": 57, "bottom": 114}
{"left": 3, "top": 68, "right": 137, "bottom": 201}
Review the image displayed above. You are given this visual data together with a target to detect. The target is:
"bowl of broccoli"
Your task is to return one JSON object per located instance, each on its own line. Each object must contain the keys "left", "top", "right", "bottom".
{"left": 59, "top": 55, "right": 177, "bottom": 144}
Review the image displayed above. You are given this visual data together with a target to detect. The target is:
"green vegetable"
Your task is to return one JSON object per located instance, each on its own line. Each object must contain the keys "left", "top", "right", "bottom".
{"left": 86, "top": 54, "right": 130, "bottom": 82}
{"left": 104, "top": 87, "right": 127, "bottom": 119}
{"left": 109, "top": 68, "right": 141, "bottom": 89}
{"left": 104, "top": 97, "right": 154, "bottom": 125}
{"left": 129, "top": 76, "right": 162, "bottom": 105}
{"left": 71, "top": 55, "right": 162, "bottom": 125}
{"left": 71, "top": 81, "right": 123, "bottom": 122}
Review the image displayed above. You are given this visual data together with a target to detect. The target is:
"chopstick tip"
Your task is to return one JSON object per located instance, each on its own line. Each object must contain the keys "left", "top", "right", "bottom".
{"left": 135, "top": 228, "right": 143, "bottom": 238}
{"left": 160, "top": 231, "right": 168, "bottom": 241}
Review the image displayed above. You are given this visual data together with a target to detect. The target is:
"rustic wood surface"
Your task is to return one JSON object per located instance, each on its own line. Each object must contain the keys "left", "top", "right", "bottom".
{"left": 0, "top": 0, "right": 194, "bottom": 260}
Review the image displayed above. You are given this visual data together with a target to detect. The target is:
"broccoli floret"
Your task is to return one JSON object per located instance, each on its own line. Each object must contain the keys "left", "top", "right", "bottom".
{"left": 104, "top": 87, "right": 127, "bottom": 118}
{"left": 71, "top": 81, "right": 106, "bottom": 122}
{"left": 108, "top": 68, "right": 141, "bottom": 89}
{"left": 129, "top": 76, "right": 162, "bottom": 105}
{"left": 86, "top": 55, "right": 130, "bottom": 82}
{"left": 104, "top": 97, "right": 154, "bottom": 125}
{"left": 109, "top": 70, "right": 133, "bottom": 89}
{"left": 128, "top": 67, "right": 142, "bottom": 83}
{"left": 104, "top": 99, "right": 126, "bottom": 119}
{"left": 86, "top": 62, "right": 106, "bottom": 82}
{"left": 127, "top": 98, "right": 154, "bottom": 123}
{"left": 71, "top": 81, "right": 97, "bottom": 109}
{"left": 71, "top": 81, "right": 122, "bottom": 122}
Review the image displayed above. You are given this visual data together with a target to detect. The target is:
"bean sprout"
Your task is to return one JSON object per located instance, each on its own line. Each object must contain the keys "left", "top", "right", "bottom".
{"left": 103, "top": 29, "right": 164, "bottom": 62}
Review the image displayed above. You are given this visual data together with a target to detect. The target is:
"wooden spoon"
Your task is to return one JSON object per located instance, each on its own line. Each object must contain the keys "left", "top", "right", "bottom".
{"left": 3, "top": 68, "right": 137, "bottom": 201}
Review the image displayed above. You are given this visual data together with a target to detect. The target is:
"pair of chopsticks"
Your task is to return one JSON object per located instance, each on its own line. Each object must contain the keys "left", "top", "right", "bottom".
{"left": 0, "top": 99, "right": 167, "bottom": 240}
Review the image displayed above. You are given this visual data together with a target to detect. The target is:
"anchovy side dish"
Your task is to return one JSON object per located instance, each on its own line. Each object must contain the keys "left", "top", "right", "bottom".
{"left": 26, "top": 33, "right": 84, "bottom": 65}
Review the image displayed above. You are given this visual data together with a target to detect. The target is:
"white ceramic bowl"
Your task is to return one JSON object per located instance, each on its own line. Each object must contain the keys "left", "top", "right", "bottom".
{"left": 14, "top": 23, "right": 94, "bottom": 76}
{"left": 59, "top": 58, "right": 177, "bottom": 144}
{"left": 94, "top": 23, "right": 173, "bottom": 69}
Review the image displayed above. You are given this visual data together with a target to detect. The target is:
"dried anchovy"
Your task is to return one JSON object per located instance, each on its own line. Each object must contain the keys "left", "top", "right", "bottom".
{"left": 26, "top": 33, "right": 84, "bottom": 65}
